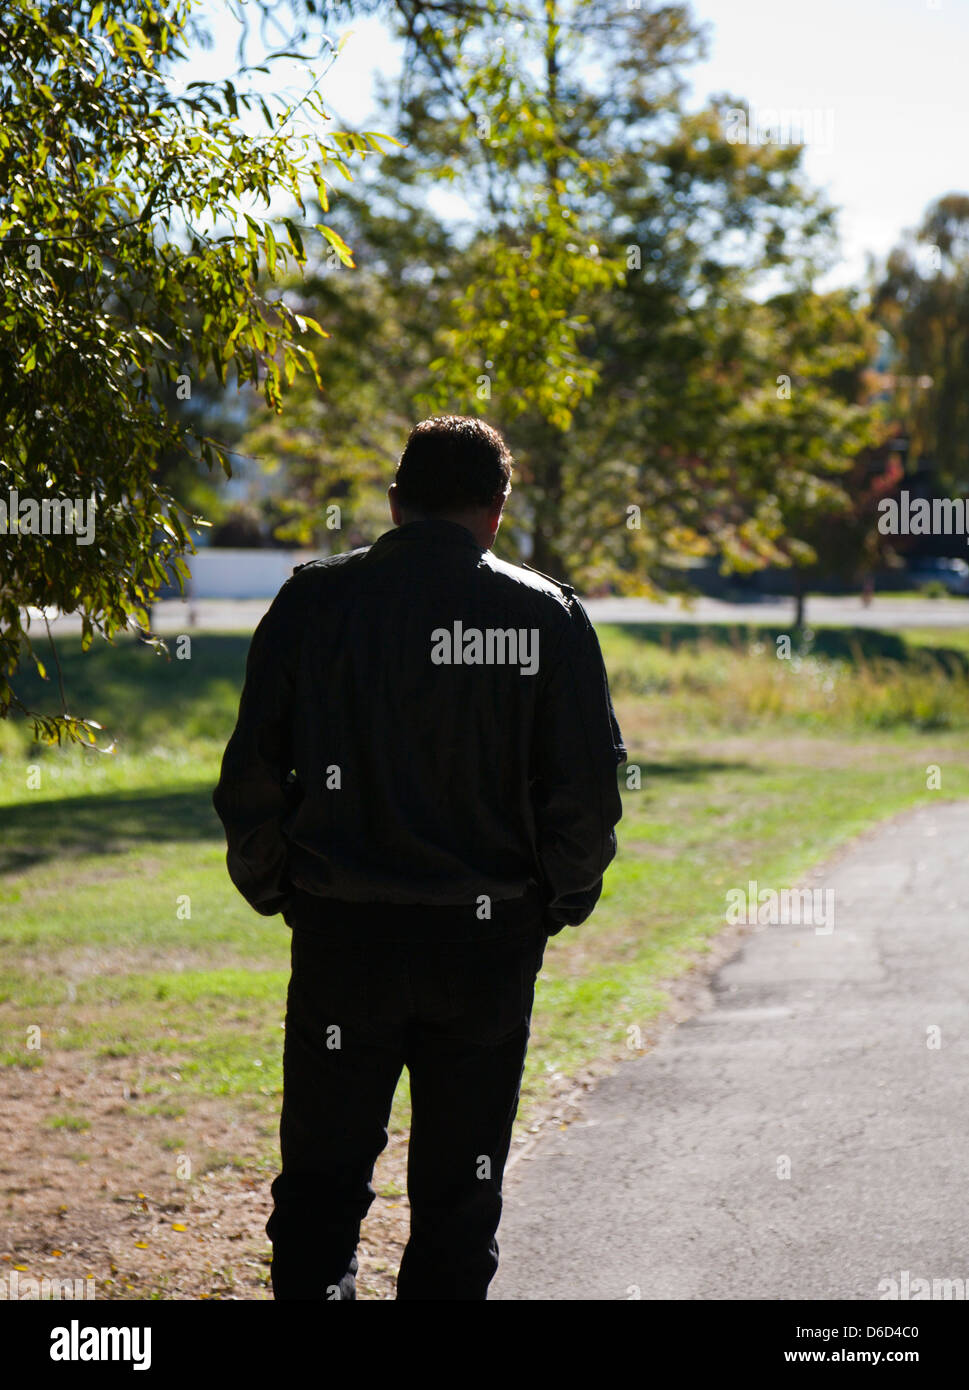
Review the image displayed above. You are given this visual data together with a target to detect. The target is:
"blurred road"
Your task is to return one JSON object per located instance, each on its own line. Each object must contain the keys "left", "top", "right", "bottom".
{"left": 491, "top": 801, "right": 969, "bottom": 1300}
{"left": 28, "top": 592, "right": 969, "bottom": 635}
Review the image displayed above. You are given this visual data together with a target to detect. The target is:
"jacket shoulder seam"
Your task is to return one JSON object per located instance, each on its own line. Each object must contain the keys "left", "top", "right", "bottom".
{"left": 520, "top": 560, "right": 576, "bottom": 600}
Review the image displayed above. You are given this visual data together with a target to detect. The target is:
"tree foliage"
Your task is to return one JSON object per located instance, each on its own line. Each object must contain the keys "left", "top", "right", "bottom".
{"left": 242, "top": 0, "right": 882, "bottom": 591}
{"left": 0, "top": 0, "right": 382, "bottom": 738}
{"left": 874, "top": 193, "right": 969, "bottom": 495}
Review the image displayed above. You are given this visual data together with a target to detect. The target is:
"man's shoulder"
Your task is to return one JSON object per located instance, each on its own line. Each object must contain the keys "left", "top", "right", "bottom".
{"left": 290, "top": 545, "right": 372, "bottom": 579}
{"left": 259, "top": 547, "right": 371, "bottom": 624}
{"left": 278, "top": 545, "right": 372, "bottom": 595}
{"left": 482, "top": 552, "right": 577, "bottom": 609}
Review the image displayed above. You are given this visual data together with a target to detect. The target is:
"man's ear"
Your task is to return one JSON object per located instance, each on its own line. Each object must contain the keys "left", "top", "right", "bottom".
{"left": 484, "top": 504, "right": 504, "bottom": 545}
{"left": 388, "top": 483, "right": 402, "bottom": 526}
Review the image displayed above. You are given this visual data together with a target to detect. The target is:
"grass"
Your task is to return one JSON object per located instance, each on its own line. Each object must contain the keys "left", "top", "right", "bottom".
{"left": 898, "top": 626, "right": 969, "bottom": 655}
{"left": 2, "top": 621, "right": 968, "bottom": 1161}
{"left": 601, "top": 623, "right": 969, "bottom": 733}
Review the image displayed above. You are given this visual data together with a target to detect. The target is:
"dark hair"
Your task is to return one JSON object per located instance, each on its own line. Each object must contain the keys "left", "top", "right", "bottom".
{"left": 394, "top": 416, "right": 513, "bottom": 514}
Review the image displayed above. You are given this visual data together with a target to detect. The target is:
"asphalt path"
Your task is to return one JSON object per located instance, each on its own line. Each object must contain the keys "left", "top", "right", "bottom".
{"left": 492, "top": 801, "right": 969, "bottom": 1300}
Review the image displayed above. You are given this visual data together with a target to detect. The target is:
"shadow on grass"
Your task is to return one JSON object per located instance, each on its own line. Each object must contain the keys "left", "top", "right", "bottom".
{"left": 8, "top": 634, "right": 252, "bottom": 749}
{"left": 0, "top": 758, "right": 758, "bottom": 875}
{"left": 628, "top": 758, "right": 762, "bottom": 781}
{"left": 608, "top": 623, "right": 969, "bottom": 670}
{"left": 0, "top": 785, "right": 223, "bottom": 874}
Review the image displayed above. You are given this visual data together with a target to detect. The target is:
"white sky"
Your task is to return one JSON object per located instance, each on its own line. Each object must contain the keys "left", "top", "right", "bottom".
{"left": 182, "top": 0, "right": 968, "bottom": 289}
{"left": 682, "top": 0, "right": 967, "bottom": 288}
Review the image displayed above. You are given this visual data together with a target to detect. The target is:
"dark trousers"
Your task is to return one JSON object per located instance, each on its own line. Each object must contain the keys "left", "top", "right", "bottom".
{"left": 266, "top": 899, "right": 547, "bottom": 1300}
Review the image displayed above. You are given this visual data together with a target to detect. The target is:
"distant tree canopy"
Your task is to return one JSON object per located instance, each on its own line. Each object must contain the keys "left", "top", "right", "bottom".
{"left": 875, "top": 193, "right": 969, "bottom": 496}
{"left": 241, "top": 0, "right": 882, "bottom": 589}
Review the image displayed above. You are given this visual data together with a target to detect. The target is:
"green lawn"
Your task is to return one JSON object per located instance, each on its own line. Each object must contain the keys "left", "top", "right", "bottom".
{"left": 2, "top": 622, "right": 967, "bottom": 1157}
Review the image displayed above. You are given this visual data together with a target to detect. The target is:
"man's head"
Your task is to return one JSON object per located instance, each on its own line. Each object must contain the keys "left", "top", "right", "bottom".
{"left": 388, "top": 415, "right": 513, "bottom": 550}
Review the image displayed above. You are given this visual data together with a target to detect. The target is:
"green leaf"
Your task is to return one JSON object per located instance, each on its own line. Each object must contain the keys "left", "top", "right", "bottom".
{"left": 283, "top": 218, "right": 304, "bottom": 259}
{"left": 294, "top": 313, "right": 328, "bottom": 339}
{"left": 317, "top": 224, "right": 354, "bottom": 267}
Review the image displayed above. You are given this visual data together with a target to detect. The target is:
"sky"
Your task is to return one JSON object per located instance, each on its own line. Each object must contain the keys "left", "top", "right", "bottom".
{"left": 181, "top": 0, "right": 969, "bottom": 290}
{"left": 681, "top": 0, "right": 968, "bottom": 287}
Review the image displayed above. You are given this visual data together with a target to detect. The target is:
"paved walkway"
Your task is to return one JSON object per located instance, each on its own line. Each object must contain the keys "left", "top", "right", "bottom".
{"left": 492, "top": 802, "right": 969, "bottom": 1300}
{"left": 26, "top": 593, "right": 969, "bottom": 633}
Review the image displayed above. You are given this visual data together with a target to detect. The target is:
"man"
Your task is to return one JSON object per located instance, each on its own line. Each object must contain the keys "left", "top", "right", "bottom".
{"left": 213, "top": 415, "right": 626, "bottom": 1300}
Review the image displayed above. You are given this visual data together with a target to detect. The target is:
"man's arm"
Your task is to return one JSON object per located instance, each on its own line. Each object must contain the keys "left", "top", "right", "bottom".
{"left": 212, "top": 582, "right": 302, "bottom": 917}
{"left": 531, "top": 597, "right": 626, "bottom": 933}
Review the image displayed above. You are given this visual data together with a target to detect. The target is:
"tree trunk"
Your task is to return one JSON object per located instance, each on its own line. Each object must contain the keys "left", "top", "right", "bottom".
{"left": 529, "top": 525, "right": 561, "bottom": 577}
{"left": 793, "top": 585, "right": 806, "bottom": 629}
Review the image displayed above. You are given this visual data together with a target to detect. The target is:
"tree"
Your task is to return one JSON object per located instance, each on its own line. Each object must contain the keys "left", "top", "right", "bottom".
{"left": 271, "top": 0, "right": 880, "bottom": 595}
{"left": 0, "top": 0, "right": 380, "bottom": 739}
{"left": 874, "top": 193, "right": 969, "bottom": 496}
{"left": 238, "top": 180, "right": 454, "bottom": 550}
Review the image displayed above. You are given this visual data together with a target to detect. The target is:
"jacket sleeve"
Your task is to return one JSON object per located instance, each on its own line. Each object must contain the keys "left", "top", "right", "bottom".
{"left": 531, "top": 597, "right": 626, "bottom": 933}
{"left": 212, "top": 582, "right": 302, "bottom": 916}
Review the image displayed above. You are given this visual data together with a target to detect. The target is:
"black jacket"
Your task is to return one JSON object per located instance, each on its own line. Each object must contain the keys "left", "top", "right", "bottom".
{"left": 212, "top": 518, "right": 626, "bottom": 934}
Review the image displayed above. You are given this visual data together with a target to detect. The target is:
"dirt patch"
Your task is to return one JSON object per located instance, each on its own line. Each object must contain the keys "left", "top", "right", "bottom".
{"left": 11, "top": 947, "right": 282, "bottom": 983}
{"left": 0, "top": 904, "right": 771, "bottom": 1302}
{"left": 0, "top": 1052, "right": 410, "bottom": 1300}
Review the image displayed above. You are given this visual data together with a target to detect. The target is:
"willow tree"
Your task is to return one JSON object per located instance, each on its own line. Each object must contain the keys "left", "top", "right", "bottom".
{"left": 0, "top": 0, "right": 378, "bottom": 739}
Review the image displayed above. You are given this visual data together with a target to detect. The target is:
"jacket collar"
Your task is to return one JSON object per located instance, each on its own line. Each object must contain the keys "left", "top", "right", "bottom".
{"left": 370, "top": 518, "right": 484, "bottom": 555}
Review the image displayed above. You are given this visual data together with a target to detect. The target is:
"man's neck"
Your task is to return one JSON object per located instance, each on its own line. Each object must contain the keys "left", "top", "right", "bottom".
{"left": 398, "top": 513, "right": 494, "bottom": 550}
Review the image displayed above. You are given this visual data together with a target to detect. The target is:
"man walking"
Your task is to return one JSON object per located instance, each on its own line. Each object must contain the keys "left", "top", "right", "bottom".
{"left": 213, "top": 415, "right": 626, "bottom": 1300}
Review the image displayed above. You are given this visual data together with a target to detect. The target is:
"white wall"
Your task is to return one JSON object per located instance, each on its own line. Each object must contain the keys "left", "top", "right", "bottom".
{"left": 184, "top": 548, "right": 324, "bottom": 599}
